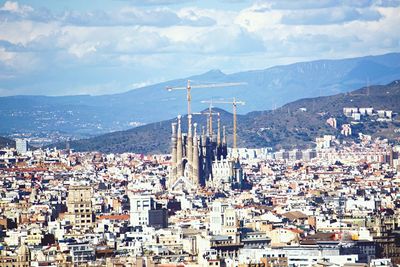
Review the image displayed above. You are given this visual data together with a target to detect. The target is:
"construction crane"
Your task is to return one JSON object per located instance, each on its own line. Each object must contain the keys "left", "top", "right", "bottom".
{"left": 165, "top": 80, "right": 245, "bottom": 117}
{"left": 201, "top": 98, "right": 245, "bottom": 150}
{"left": 193, "top": 107, "right": 220, "bottom": 139}
{"left": 193, "top": 100, "right": 220, "bottom": 137}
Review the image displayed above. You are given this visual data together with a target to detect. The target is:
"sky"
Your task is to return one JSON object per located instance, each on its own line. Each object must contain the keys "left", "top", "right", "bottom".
{"left": 0, "top": 0, "right": 399, "bottom": 96}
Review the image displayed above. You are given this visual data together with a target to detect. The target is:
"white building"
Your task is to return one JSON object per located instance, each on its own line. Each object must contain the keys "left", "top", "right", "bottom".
{"left": 209, "top": 200, "right": 239, "bottom": 242}
{"left": 67, "top": 242, "right": 95, "bottom": 264}
{"left": 129, "top": 194, "right": 167, "bottom": 229}
{"left": 15, "top": 138, "right": 28, "bottom": 154}
{"left": 130, "top": 194, "right": 156, "bottom": 227}
{"left": 283, "top": 246, "right": 358, "bottom": 267}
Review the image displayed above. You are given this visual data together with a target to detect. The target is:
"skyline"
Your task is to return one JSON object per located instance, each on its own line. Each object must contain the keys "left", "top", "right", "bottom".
{"left": 1, "top": 2, "right": 400, "bottom": 267}
{"left": 0, "top": 0, "right": 400, "bottom": 96}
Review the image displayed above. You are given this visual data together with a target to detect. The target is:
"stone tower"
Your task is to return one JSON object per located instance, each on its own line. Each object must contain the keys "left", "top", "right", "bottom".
{"left": 169, "top": 114, "right": 228, "bottom": 190}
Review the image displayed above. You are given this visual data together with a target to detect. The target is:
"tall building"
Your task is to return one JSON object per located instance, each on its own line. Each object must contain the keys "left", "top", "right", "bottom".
{"left": 169, "top": 114, "right": 229, "bottom": 190}
{"left": 209, "top": 200, "right": 240, "bottom": 242}
{"left": 66, "top": 185, "right": 94, "bottom": 230}
{"left": 15, "top": 139, "right": 28, "bottom": 154}
{"left": 0, "top": 244, "right": 31, "bottom": 267}
{"left": 129, "top": 194, "right": 167, "bottom": 229}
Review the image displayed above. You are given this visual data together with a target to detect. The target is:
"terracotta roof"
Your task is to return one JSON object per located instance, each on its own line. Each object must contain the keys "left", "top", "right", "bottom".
{"left": 282, "top": 211, "right": 308, "bottom": 221}
{"left": 158, "top": 264, "right": 186, "bottom": 267}
{"left": 98, "top": 214, "right": 130, "bottom": 221}
{"left": 286, "top": 228, "right": 304, "bottom": 234}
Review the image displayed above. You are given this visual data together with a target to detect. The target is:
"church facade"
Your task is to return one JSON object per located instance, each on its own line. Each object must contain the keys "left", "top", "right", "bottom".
{"left": 169, "top": 114, "right": 243, "bottom": 191}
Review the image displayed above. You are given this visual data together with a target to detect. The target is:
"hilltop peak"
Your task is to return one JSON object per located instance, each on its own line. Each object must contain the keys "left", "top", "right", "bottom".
{"left": 205, "top": 69, "right": 225, "bottom": 75}
{"left": 389, "top": 80, "right": 400, "bottom": 86}
{"left": 189, "top": 69, "right": 226, "bottom": 81}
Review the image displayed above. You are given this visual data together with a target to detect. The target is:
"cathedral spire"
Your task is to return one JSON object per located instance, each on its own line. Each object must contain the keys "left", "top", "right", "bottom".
{"left": 176, "top": 115, "right": 183, "bottom": 177}
{"left": 192, "top": 123, "right": 199, "bottom": 186}
{"left": 217, "top": 113, "right": 221, "bottom": 146}
{"left": 171, "top": 122, "right": 177, "bottom": 164}
{"left": 206, "top": 117, "right": 210, "bottom": 137}
{"left": 188, "top": 114, "right": 192, "bottom": 137}
{"left": 187, "top": 114, "right": 193, "bottom": 172}
{"left": 169, "top": 122, "right": 178, "bottom": 188}
{"left": 222, "top": 125, "right": 227, "bottom": 159}
{"left": 222, "top": 125, "right": 226, "bottom": 145}
{"left": 209, "top": 109, "right": 213, "bottom": 138}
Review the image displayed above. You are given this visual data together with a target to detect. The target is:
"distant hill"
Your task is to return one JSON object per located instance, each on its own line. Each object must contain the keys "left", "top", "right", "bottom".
{"left": 0, "top": 136, "right": 14, "bottom": 149}
{"left": 51, "top": 80, "right": 400, "bottom": 154}
{"left": 1, "top": 52, "right": 400, "bottom": 138}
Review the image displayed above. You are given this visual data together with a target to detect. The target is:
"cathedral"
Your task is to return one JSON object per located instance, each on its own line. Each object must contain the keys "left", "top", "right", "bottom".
{"left": 169, "top": 114, "right": 243, "bottom": 191}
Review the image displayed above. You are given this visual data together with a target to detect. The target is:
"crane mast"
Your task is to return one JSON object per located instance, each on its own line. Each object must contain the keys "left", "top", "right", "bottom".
{"left": 193, "top": 107, "right": 220, "bottom": 139}
{"left": 201, "top": 98, "right": 245, "bottom": 150}
{"left": 233, "top": 98, "right": 238, "bottom": 150}
{"left": 165, "top": 80, "right": 245, "bottom": 129}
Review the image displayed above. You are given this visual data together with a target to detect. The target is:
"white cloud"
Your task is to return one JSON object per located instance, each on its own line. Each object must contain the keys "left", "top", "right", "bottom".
{"left": 119, "top": 0, "right": 195, "bottom": 5}
{"left": 281, "top": 7, "right": 382, "bottom": 25}
{"left": 68, "top": 42, "right": 98, "bottom": 58}
{"left": 0, "top": 20, "right": 58, "bottom": 46}
{"left": 234, "top": 0, "right": 400, "bottom": 58}
{"left": 0, "top": 47, "right": 15, "bottom": 62}
{"left": 60, "top": 7, "right": 186, "bottom": 27}
{"left": 0, "top": 1, "right": 33, "bottom": 13}
{"left": 0, "top": 0, "right": 399, "bottom": 96}
{"left": 255, "top": 0, "right": 400, "bottom": 10}
{"left": 0, "top": 2, "right": 216, "bottom": 28}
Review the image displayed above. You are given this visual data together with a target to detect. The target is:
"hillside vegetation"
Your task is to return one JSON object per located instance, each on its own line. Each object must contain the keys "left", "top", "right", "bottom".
{"left": 51, "top": 80, "right": 400, "bottom": 154}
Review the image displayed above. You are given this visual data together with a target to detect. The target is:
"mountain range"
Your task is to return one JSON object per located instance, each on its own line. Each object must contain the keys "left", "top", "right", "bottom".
{"left": 1, "top": 52, "right": 400, "bottom": 138}
{"left": 49, "top": 80, "right": 400, "bottom": 154}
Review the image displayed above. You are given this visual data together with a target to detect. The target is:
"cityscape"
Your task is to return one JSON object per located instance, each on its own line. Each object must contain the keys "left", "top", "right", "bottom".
{"left": 1, "top": 1, "right": 400, "bottom": 267}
